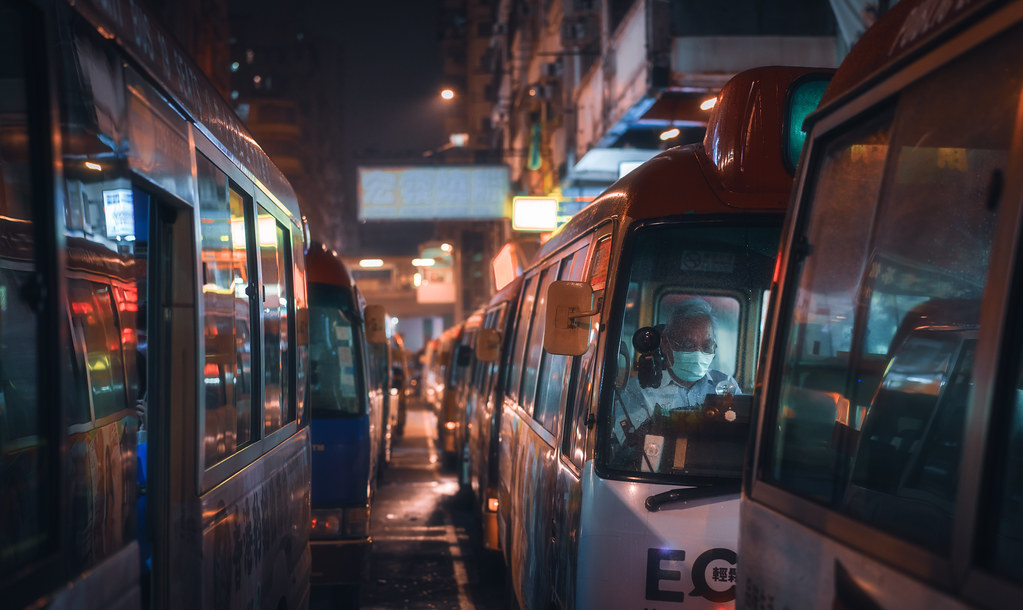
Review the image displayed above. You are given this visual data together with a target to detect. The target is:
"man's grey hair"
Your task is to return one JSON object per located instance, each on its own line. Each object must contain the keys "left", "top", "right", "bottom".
{"left": 667, "top": 297, "right": 718, "bottom": 340}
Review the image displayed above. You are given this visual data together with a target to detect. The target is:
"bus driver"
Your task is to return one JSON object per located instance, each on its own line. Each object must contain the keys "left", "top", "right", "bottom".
{"left": 613, "top": 298, "right": 741, "bottom": 460}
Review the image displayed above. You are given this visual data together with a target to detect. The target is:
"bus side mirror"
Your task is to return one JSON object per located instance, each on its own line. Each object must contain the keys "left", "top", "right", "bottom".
{"left": 544, "top": 280, "right": 597, "bottom": 356}
{"left": 365, "top": 304, "right": 387, "bottom": 345}
{"left": 476, "top": 328, "right": 502, "bottom": 362}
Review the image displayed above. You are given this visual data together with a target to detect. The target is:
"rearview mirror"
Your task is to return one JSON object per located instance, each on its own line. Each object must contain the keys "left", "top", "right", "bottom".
{"left": 476, "top": 328, "right": 502, "bottom": 362}
{"left": 544, "top": 280, "right": 597, "bottom": 356}
{"left": 365, "top": 304, "right": 387, "bottom": 345}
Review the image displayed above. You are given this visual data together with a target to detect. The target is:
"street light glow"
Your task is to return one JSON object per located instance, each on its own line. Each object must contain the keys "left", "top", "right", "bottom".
{"left": 412, "top": 258, "right": 436, "bottom": 267}
{"left": 440, "top": 88, "right": 455, "bottom": 100}
{"left": 659, "top": 127, "right": 681, "bottom": 141}
{"left": 700, "top": 97, "right": 717, "bottom": 111}
{"left": 440, "top": 243, "right": 453, "bottom": 253}
{"left": 359, "top": 258, "right": 384, "bottom": 268}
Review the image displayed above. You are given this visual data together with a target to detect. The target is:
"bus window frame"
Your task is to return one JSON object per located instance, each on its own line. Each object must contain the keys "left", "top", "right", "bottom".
{"left": 749, "top": 7, "right": 1023, "bottom": 597}
{"left": 595, "top": 215, "right": 781, "bottom": 484}
{"left": 193, "top": 134, "right": 301, "bottom": 493}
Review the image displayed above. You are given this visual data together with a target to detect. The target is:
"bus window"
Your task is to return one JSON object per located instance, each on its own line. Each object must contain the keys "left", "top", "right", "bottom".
{"left": 765, "top": 24, "right": 1017, "bottom": 552}
{"left": 309, "top": 288, "right": 364, "bottom": 415}
{"left": 198, "top": 156, "right": 254, "bottom": 466}
{"left": 506, "top": 274, "right": 538, "bottom": 404}
{"left": 534, "top": 252, "right": 584, "bottom": 434}
{"left": 562, "top": 239, "right": 602, "bottom": 469}
{"left": 68, "top": 280, "right": 129, "bottom": 420}
{"left": 520, "top": 264, "right": 555, "bottom": 421}
{"left": 259, "top": 206, "right": 292, "bottom": 433}
{"left": 606, "top": 225, "right": 779, "bottom": 477}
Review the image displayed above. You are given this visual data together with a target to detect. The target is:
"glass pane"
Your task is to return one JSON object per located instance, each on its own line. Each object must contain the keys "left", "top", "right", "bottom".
{"left": 536, "top": 251, "right": 585, "bottom": 434}
{"left": 309, "top": 286, "right": 364, "bottom": 416}
{"left": 198, "top": 157, "right": 253, "bottom": 466}
{"left": 520, "top": 266, "right": 554, "bottom": 416}
{"left": 768, "top": 119, "right": 891, "bottom": 502}
{"left": 68, "top": 280, "right": 129, "bottom": 420}
{"left": 259, "top": 208, "right": 284, "bottom": 433}
{"left": 564, "top": 242, "right": 597, "bottom": 468}
{"left": 605, "top": 224, "right": 779, "bottom": 479}
{"left": 767, "top": 25, "right": 1018, "bottom": 553}
{"left": 506, "top": 275, "right": 537, "bottom": 403}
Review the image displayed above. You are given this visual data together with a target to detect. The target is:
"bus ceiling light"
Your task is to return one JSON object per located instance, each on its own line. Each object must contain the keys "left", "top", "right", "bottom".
{"left": 659, "top": 127, "right": 681, "bottom": 141}
{"left": 359, "top": 258, "right": 384, "bottom": 268}
{"left": 700, "top": 97, "right": 718, "bottom": 111}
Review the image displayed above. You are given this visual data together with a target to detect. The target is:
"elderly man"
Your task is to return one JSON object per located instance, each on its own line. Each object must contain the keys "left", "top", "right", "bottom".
{"left": 613, "top": 298, "right": 741, "bottom": 453}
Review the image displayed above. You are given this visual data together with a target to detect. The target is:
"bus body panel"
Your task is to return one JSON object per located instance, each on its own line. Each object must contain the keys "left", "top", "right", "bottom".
{"left": 311, "top": 416, "right": 371, "bottom": 506}
{"left": 466, "top": 288, "right": 518, "bottom": 551}
{"left": 504, "top": 406, "right": 561, "bottom": 609}
{"left": 201, "top": 428, "right": 312, "bottom": 610}
{"left": 739, "top": 499, "right": 968, "bottom": 610}
{"left": 578, "top": 461, "right": 739, "bottom": 609}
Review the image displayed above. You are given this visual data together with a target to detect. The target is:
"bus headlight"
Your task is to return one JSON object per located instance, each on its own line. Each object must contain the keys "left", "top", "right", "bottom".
{"left": 310, "top": 510, "right": 342, "bottom": 539}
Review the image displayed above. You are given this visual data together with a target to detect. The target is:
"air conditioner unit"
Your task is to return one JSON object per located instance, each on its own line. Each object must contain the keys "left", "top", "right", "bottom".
{"left": 541, "top": 61, "right": 562, "bottom": 78}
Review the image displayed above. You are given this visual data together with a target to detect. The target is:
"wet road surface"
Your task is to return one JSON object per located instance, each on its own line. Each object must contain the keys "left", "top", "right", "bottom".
{"left": 314, "top": 402, "right": 507, "bottom": 609}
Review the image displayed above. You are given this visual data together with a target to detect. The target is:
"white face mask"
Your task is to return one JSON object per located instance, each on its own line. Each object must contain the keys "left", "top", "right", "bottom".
{"left": 671, "top": 350, "right": 714, "bottom": 382}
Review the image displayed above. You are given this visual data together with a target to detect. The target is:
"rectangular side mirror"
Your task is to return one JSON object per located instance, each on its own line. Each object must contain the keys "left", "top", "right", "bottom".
{"left": 544, "top": 280, "right": 596, "bottom": 356}
{"left": 476, "top": 328, "right": 501, "bottom": 362}
{"left": 364, "top": 304, "right": 388, "bottom": 345}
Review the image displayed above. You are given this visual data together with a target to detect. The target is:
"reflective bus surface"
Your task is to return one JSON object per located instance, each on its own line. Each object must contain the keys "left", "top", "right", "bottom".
{"left": 306, "top": 244, "right": 377, "bottom": 602}
{"left": 434, "top": 320, "right": 467, "bottom": 466}
{"left": 1, "top": 1, "right": 311, "bottom": 608}
{"left": 464, "top": 275, "right": 523, "bottom": 552}
{"left": 488, "top": 66, "right": 833, "bottom": 609}
{"left": 741, "top": 0, "right": 1023, "bottom": 608}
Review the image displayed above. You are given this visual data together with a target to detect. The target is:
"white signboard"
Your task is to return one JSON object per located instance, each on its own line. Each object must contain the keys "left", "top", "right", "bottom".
{"left": 103, "top": 188, "right": 135, "bottom": 239}
{"left": 358, "top": 166, "right": 509, "bottom": 220}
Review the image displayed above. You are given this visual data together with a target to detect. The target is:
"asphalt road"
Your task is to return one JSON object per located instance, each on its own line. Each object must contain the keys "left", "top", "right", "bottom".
{"left": 315, "top": 401, "right": 508, "bottom": 609}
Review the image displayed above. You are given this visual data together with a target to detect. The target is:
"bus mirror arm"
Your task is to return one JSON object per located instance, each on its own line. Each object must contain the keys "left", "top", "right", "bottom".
{"left": 644, "top": 481, "right": 742, "bottom": 512}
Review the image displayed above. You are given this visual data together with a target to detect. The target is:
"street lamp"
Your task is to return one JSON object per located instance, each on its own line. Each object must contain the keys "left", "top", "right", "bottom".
{"left": 440, "top": 88, "right": 455, "bottom": 101}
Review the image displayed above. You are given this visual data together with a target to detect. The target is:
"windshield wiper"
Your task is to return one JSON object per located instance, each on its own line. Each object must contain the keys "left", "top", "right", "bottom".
{"left": 645, "top": 481, "right": 741, "bottom": 512}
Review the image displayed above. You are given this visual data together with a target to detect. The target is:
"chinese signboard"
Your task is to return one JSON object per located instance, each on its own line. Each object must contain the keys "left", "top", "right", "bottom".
{"left": 358, "top": 165, "right": 510, "bottom": 220}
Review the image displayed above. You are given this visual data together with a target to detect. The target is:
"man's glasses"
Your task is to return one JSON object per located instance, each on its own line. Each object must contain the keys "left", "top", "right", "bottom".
{"left": 665, "top": 337, "right": 717, "bottom": 354}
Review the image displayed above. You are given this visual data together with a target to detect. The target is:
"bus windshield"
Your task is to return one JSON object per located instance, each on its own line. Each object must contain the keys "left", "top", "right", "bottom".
{"left": 603, "top": 222, "right": 780, "bottom": 482}
{"left": 309, "top": 284, "right": 366, "bottom": 416}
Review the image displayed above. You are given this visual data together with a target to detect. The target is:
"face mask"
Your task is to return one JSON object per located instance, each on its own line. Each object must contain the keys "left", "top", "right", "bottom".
{"left": 671, "top": 350, "right": 714, "bottom": 382}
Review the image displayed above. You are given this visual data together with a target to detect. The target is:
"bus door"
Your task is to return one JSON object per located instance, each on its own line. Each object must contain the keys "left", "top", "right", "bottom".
{"left": 141, "top": 187, "right": 197, "bottom": 609}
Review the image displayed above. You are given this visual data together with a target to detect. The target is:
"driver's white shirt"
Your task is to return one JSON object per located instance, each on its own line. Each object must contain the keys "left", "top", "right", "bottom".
{"left": 613, "top": 369, "right": 740, "bottom": 442}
